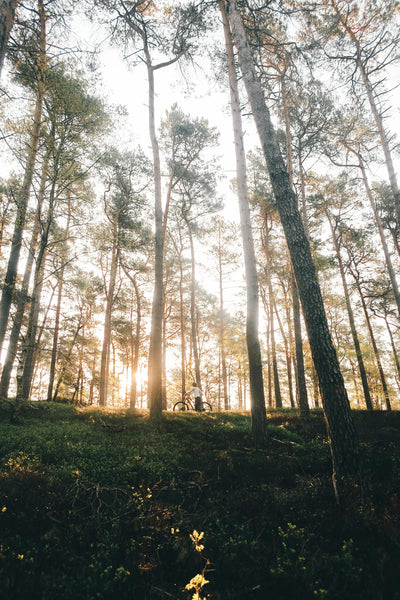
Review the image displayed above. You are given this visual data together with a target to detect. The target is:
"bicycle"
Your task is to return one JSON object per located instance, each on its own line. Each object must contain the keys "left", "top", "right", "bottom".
{"left": 173, "top": 392, "right": 212, "bottom": 412}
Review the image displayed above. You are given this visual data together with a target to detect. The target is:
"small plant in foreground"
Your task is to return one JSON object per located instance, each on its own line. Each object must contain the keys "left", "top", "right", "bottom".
{"left": 185, "top": 530, "right": 210, "bottom": 600}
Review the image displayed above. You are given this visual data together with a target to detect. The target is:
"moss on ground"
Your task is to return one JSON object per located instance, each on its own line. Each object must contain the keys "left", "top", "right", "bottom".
{"left": 0, "top": 401, "right": 399, "bottom": 599}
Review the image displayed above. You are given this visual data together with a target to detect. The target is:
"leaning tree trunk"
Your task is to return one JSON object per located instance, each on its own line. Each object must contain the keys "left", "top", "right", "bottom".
{"left": 220, "top": 0, "right": 267, "bottom": 445}
{"left": 0, "top": 0, "right": 19, "bottom": 76}
{"left": 17, "top": 136, "right": 58, "bottom": 402}
{"left": 0, "top": 147, "right": 49, "bottom": 399}
{"left": 226, "top": 0, "right": 360, "bottom": 497}
{"left": 326, "top": 211, "right": 373, "bottom": 411}
{"left": 0, "top": 0, "right": 46, "bottom": 353}
{"left": 16, "top": 245, "right": 47, "bottom": 400}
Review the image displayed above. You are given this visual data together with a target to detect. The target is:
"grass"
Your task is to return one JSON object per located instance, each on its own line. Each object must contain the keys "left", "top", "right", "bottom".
{"left": 0, "top": 400, "right": 400, "bottom": 599}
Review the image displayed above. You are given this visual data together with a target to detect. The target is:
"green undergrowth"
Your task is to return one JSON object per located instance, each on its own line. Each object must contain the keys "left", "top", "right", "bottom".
{"left": 0, "top": 401, "right": 399, "bottom": 599}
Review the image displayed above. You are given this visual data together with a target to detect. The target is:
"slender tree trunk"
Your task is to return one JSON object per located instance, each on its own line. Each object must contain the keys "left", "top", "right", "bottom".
{"left": 16, "top": 246, "right": 47, "bottom": 400}
{"left": 99, "top": 219, "right": 120, "bottom": 407}
{"left": 274, "top": 294, "right": 295, "bottom": 408}
{"left": 291, "top": 275, "right": 310, "bottom": 417}
{"left": 262, "top": 222, "right": 282, "bottom": 408}
{"left": 343, "top": 139, "right": 400, "bottom": 317}
{"left": 0, "top": 0, "right": 19, "bottom": 76}
{"left": 265, "top": 306, "right": 272, "bottom": 408}
{"left": 145, "top": 52, "right": 164, "bottom": 419}
{"left": 52, "top": 321, "right": 83, "bottom": 402}
{"left": 17, "top": 128, "right": 59, "bottom": 401}
{"left": 0, "top": 0, "right": 46, "bottom": 353}
{"left": 89, "top": 355, "right": 96, "bottom": 405}
{"left": 218, "top": 225, "right": 229, "bottom": 410}
{"left": 185, "top": 219, "right": 201, "bottom": 390}
{"left": 354, "top": 278, "right": 391, "bottom": 411}
{"left": 356, "top": 149, "right": 400, "bottom": 317}
{"left": 161, "top": 307, "right": 167, "bottom": 410}
{"left": 327, "top": 211, "right": 373, "bottom": 410}
{"left": 47, "top": 196, "right": 71, "bottom": 402}
{"left": 220, "top": 0, "right": 267, "bottom": 445}
{"left": 334, "top": 2, "right": 400, "bottom": 231}
{"left": 0, "top": 148, "right": 49, "bottom": 399}
{"left": 226, "top": 0, "right": 360, "bottom": 495}
{"left": 178, "top": 238, "right": 187, "bottom": 400}
{"left": 130, "top": 277, "right": 141, "bottom": 409}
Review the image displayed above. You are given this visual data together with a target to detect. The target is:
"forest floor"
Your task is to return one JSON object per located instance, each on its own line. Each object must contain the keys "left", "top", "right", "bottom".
{"left": 0, "top": 401, "right": 400, "bottom": 600}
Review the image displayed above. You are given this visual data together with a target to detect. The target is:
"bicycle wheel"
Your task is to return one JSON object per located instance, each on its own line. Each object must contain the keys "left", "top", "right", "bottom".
{"left": 201, "top": 401, "right": 212, "bottom": 412}
{"left": 173, "top": 401, "right": 189, "bottom": 412}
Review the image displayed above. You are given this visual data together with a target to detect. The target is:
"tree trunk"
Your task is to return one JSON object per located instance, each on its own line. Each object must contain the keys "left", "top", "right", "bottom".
{"left": 185, "top": 219, "right": 201, "bottom": 390}
{"left": 292, "top": 275, "right": 310, "bottom": 417}
{"left": 334, "top": 1, "right": 400, "bottom": 232}
{"left": 131, "top": 277, "right": 141, "bottom": 409}
{"left": 99, "top": 217, "right": 119, "bottom": 407}
{"left": 354, "top": 278, "right": 391, "bottom": 411}
{"left": 220, "top": 0, "right": 267, "bottom": 445}
{"left": 218, "top": 225, "right": 229, "bottom": 410}
{"left": 0, "top": 0, "right": 46, "bottom": 353}
{"left": 17, "top": 121, "right": 59, "bottom": 401}
{"left": 326, "top": 211, "right": 373, "bottom": 411}
{"left": 226, "top": 0, "right": 360, "bottom": 495}
{"left": 274, "top": 293, "right": 295, "bottom": 408}
{"left": 16, "top": 245, "right": 47, "bottom": 400}
{"left": 0, "top": 0, "right": 19, "bottom": 75}
{"left": 145, "top": 51, "right": 164, "bottom": 419}
{"left": 261, "top": 221, "right": 282, "bottom": 408}
{"left": 356, "top": 149, "right": 400, "bottom": 317}
{"left": 46, "top": 195, "right": 71, "bottom": 402}
{"left": 52, "top": 321, "right": 84, "bottom": 402}
{"left": 0, "top": 147, "right": 49, "bottom": 399}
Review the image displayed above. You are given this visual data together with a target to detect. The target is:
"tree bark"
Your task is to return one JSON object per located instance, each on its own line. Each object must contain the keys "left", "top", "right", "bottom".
{"left": 226, "top": 0, "right": 360, "bottom": 494}
{"left": 220, "top": 0, "right": 267, "bottom": 445}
